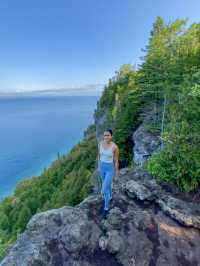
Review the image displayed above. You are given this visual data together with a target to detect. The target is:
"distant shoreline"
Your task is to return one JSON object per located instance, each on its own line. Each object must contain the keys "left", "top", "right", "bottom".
{"left": 0, "top": 84, "right": 104, "bottom": 97}
{"left": 0, "top": 94, "right": 101, "bottom": 98}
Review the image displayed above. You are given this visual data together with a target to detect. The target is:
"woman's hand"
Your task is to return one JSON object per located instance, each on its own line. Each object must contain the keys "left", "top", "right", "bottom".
{"left": 114, "top": 170, "right": 119, "bottom": 181}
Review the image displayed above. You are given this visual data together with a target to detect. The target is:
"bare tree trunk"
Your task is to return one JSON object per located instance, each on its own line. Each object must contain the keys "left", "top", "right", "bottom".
{"left": 161, "top": 93, "right": 167, "bottom": 148}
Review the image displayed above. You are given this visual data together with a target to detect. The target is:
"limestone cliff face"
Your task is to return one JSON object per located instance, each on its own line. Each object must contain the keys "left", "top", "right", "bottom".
{"left": 132, "top": 106, "right": 161, "bottom": 170}
{"left": 94, "top": 107, "right": 111, "bottom": 142}
{"left": 1, "top": 108, "right": 200, "bottom": 266}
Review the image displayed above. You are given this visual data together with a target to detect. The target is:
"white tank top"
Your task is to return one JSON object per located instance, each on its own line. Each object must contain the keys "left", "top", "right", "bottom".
{"left": 99, "top": 141, "right": 114, "bottom": 163}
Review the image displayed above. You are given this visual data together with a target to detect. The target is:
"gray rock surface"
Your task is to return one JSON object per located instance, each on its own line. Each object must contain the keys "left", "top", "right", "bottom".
{"left": 1, "top": 168, "right": 200, "bottom": 266}
{"left": 94, "top": 107, "right": 109, "bottom": 142}
{"left": 124, "top": 174, "right": 200, "bottom": 230}
{"left": 132, "top": 108, "right": 161, "bottom": 169}
{"left": 125, "top": 180, "right": 157, "bottom": 201}
{"left": 157, "top": 195, "right": 200, "bottom": 229}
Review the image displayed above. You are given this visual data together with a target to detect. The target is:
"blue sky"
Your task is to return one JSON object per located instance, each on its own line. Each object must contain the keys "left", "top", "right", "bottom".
{"left": 0, "top": 0, "right": 199, "bottom": 92}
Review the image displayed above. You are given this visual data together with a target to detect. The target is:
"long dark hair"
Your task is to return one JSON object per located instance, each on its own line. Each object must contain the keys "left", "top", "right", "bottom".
{"left": 105, "top": 129, "right": 113, "bottom": 136}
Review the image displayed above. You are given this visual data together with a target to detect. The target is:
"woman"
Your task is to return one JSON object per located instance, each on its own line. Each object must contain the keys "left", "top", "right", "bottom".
{"left": 98, "top": 129, "right": 119, "bottom": 219}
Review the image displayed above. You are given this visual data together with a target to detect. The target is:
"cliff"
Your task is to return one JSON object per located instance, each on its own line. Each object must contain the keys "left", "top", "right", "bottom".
{"left": 1, "top": 108, "right": 200, "bottom": 266}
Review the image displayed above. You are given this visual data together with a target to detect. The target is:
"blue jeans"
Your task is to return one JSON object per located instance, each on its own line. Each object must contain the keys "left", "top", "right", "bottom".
{"left": 98, "top": 160, "right": 115, "bottom": 210}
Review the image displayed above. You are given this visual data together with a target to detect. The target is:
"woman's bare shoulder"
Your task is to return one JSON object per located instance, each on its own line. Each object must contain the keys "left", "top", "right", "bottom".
{"left": 112, "top": 142, "right": 118, "bottom": 150}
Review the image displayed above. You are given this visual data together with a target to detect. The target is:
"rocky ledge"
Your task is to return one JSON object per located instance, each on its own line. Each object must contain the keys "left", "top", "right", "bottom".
{"left": 1, "top": 167, "right": 200, "bottom": 266}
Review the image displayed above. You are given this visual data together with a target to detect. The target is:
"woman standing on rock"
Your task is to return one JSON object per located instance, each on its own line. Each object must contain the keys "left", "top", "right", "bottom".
{"left": 98, "top": 129, "right": 119, "bottom": 219}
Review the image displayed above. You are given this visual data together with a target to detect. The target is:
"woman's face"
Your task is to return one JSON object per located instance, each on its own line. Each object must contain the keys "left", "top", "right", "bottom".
{"left": 103, "top": 131, "right": 112, "bottom": 142}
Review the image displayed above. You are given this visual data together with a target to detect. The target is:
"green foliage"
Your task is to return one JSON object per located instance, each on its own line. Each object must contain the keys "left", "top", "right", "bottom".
{"left": 0, "top": 213, "right": 9, "bottom": 231}
{"left": 51, "top": 166, "right": 92, "bottom": 207}
{"left": 140, "top": 17, "right": 200, "bottom": 192}
{"left": 15, "top": 205, "right": 32, "bottom": 232}
{"left": 143, "top": 142, "right": 200, "bottom": 192}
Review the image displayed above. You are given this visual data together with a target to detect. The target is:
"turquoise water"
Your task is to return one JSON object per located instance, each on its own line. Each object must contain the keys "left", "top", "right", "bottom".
{"left": 0, "top": 95, "right": 99, "bottom": 201}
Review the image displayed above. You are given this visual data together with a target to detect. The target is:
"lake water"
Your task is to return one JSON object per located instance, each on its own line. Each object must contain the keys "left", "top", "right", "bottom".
{"left": 0, "top": 95, "right": 99, "bottom": 201}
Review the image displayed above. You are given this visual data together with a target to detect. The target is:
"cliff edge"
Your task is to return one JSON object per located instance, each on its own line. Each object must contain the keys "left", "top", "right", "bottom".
{"left": 1, "top": 109, "right": 200, "bottom": 266}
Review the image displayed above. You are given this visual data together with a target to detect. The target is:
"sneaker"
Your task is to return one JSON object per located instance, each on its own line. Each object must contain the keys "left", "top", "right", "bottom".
{"left": 103, "top": 209, "right": 109, "bottom": 219}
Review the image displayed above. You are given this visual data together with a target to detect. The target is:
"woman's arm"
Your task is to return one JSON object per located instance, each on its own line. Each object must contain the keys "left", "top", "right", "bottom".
{"left": 113, "top": 146, "right": 119, "bottom": 180}
{"left": 97, "top": 141, "right": 101, "bottom": 170}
